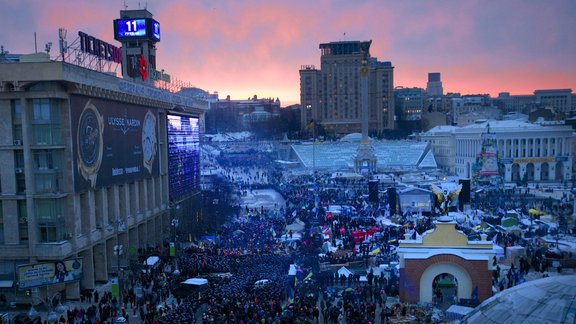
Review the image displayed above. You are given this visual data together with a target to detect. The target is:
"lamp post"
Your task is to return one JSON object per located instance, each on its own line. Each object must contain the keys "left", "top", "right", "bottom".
{"left": 571, "top": 187, "right": 576, "bottom": 218}
{"left": 171, "top": 217, "right": 180, "bottom": 274}
{"left": 29, "top": 288, "right": 65, "bottom": 322}
{"left": 113, "top": 220, "right": 125, "bottom": 306}
{"left": 169, "top": 202, "right": 181, "bottom": 274}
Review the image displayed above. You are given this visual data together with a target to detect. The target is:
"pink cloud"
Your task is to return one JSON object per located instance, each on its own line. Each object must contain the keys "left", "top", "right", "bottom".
{"left": 1, "top": 0, "right": 573, "bottom": 106}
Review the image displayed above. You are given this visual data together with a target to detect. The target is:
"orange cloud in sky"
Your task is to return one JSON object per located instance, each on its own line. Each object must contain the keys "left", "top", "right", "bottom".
{"left": 1, "top": 0, "right": 574, "bottom": 106}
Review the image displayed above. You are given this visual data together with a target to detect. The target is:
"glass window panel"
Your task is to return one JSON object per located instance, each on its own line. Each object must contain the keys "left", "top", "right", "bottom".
{"left": 18, "top": 200, "right": 28, "bottom": 242}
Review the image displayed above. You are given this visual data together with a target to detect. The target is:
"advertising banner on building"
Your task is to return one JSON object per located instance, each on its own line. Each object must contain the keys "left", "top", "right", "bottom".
{"left": 472, "top": 133, "right": 503, "bottom": 189}
{"left": 18, "top": 258, "right": 83, "bottom": 289}
{"left": 167, "top": 114, "right": 200, "bottom": 202}
{"left": 71, "top": 95, "right": 160, "bottom": 191}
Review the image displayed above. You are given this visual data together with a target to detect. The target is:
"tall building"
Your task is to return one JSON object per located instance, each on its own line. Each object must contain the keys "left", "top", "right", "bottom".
{"left": 426, "top": 72, "right": 443, "bottom": 97}
{"left": 394, "top": 87, "right": 426, "bottom": 121}
{"left": 534, "top": 89, "right": 573, "bottom": 117}
{"left": 300, "top": 40, "right": 394, "bottom": 136}
{"left": 0, "top": 10, "right": 207, "bottom": 302}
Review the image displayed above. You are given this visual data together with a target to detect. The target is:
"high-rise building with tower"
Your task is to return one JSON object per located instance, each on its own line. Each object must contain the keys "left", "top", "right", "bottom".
{"left": 0, "top": 8, "right": 207, "bottom": 303}
{"left": 426, "top": 72, "right": 443, "bottom": 97}
{"left": 300, "top": 40, "right": 394, "bottom": 136}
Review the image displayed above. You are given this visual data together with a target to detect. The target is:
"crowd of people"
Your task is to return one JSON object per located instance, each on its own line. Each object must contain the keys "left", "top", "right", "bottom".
{"left": 30, "top": 142, "right": 573, "bottom": 324}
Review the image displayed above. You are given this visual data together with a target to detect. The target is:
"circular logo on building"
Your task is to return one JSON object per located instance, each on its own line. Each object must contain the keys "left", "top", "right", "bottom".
{"left": 77, "top": 101, "right": 104, "bottom": 187}
{"left": 139, "top": 55, "right": 148, "bottom": 81}
{"left": 142, "top": 110, "right": 157, "bottom": 173}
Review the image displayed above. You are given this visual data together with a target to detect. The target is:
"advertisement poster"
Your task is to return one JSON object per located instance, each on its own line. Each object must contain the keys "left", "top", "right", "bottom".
{"left": 472, "top": 133, "right": 503, "bottom": 188}
{"left": 71, "top": 95, "right": 159, "bottom": 191}
{"left": 167, "top": 114, "right": 200, "bottom": 202}
{"left": 18, "top": 259, "right": 83, "bottom": 288}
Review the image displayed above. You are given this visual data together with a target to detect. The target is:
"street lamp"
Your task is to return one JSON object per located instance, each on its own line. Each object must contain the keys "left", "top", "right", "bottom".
{"left": 170, "top": 204, "right": 181, "bottom": 274}
{"left": 113, "top": 219, "right": 125, "bottom": 306}
{"left": 571, "top": 187, "right": 576, "bottom": 218}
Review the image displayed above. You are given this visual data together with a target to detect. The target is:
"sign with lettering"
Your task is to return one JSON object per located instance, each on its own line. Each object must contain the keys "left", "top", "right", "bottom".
{"left": 78, "top": 31, "right": 122, "bottom": 64}
{"left": 512, "top": 157, "right": 555, "bottom": 164}
{"left": 18, "top": 259, "right": 83, "bottom": 289}
{"left": 71, "top": 95, "right": 159, "bottom": 191}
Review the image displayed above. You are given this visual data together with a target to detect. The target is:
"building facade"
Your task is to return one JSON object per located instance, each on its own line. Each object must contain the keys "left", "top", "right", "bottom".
{"left": 300, "top": 40, "right": 394, "bottom": 136}
{"left": 426, "top": 72, "right": 443, "bottom": 98}
{"left": 534, "top": 89, "right": 574, "bottom": 117}
{"left": 421, "top": 120, "right": 574, "bottom": 183}
{"left": 419, "top": 125, "right": 457, "bottom": 174}
{"left": 0, "top": 56, "right": 206, "bottom": 300}
{"left": 454, "top": 120, "right": 573, "bottom": 184}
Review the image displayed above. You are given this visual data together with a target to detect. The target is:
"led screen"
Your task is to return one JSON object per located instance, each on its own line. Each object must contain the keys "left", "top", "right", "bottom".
{"left": 151, "top": 19, "right": 161, "bottom": 41}
{"left": 167, "top": 114, "right": 200, "bottom": 202}
{"left": 115, "top": 19, "right": 148, "bottom": 38}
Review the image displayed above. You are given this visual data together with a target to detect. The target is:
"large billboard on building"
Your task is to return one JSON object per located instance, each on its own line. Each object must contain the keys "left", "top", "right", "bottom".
{"left": 472, "top": 132, "right": 503, "bottom": 189}
{"left": 167, "top": 114, "right": 200, "bottom": 202}
{"left": 17, "top": 258, "right": 83, "bottom": 289}
{"left": 71, "top": 95, "right": 159, "bottom": 191}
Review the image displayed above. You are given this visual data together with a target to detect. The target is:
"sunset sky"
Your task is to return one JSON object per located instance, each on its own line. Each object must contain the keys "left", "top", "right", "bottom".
{"left": 1, "top": 0, "right": 575, "bottom": 106}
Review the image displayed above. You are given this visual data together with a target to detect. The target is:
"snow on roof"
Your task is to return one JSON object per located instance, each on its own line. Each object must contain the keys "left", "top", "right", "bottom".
{"left": 463, "top": 275, "right": 576, "bottom": 323}
{"left": 423, "top": 125, "right": 458, "bottom": 134}
{"left": 292, "top": 140, "right": 434, "bottom": 169}
{"left": 205, "top": 131, "right": 253, "bottom": 142}
{"left": 419, "top": 149, "right": 438, "bottom": 168}
{"left": 181, "top": 278, "right": 209, "bottom": 286}
{"left": 339, "top": 133, "right": 372, "bottom": 142}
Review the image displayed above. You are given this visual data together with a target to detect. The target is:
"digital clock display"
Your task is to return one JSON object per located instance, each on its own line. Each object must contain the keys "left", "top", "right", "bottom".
{"left": 116, "top": 19, "right": 147, "bottom": 38}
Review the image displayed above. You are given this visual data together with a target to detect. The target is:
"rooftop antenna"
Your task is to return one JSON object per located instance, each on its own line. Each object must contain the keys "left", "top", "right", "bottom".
{"left": 44, "top": 42, "right": 52, "bottom": 54}
{"left": 58, "top": 28, "right": 67, "bottom": 62}
{"left": 123, "top": 0, "right": 128, "bottom": 10}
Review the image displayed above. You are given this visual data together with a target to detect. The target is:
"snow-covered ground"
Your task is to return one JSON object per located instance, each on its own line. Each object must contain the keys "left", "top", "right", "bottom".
{"left": 239, "top": 189, "right": 285, "bottom": 211}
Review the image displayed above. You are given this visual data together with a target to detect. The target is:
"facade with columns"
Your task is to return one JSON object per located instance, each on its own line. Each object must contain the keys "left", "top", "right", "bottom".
{"left": 0, "top": 55, "right": 206, "bottom": 300}
{"left": 454, "top": 120, "right": 574, "bottom": 184}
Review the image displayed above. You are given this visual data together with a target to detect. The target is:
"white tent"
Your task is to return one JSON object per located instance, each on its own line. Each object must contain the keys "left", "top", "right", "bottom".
{"left": 285, "top": 219, "right": 305, "bottom": 232}
{"left": 338, "top": 266, "right": 353, "bottom": 278}
{"left": 144, "top": 256, "right": 160, "bottom": 267}
{"left": 181, "top": 278, "right": 208, "bottom": 286}
{"left": 288, "top": 264, "right": 297, "bottom": 276}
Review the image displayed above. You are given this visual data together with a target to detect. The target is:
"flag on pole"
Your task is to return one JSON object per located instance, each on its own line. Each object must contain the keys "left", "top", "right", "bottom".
{"left": 371, "top": 246, "right": 381, "bottom": 255}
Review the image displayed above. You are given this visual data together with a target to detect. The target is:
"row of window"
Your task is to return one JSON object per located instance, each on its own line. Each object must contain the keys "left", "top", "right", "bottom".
{"left": 456, "top": 137, "right": 569, "bottom": 159}
{"left": 0, "top": 199, "right": 63, "bottom": 244}
{"left": 12, "top": 99, "right": 62, "bottom": 145}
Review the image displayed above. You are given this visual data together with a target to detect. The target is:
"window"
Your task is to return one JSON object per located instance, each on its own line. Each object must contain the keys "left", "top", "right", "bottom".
{"left": 32, "top": 99, "right": 52, "bottom": 122}
{"left": 35, "top": 174, "right": 60, "bottom": 193}
{"left": 18, "top": 200, "right": 28, "bottom": 243}
{"left": 35, "top": 199, "right": 65, "bottom": 243}
{"left": 12, "top": 100, "right": 23, "bottom": 142}
{"left": 0, "top": 201, "right": 3, "bottom": 244}
{"left": 34, "top": 150, "right": 53, "bottom": 170}
{"left": 15, "top": 151, "right": 24, "bottom": 169}
{"left": 12, "top": 100, "right": 22, "bottom": 121}
{"left": 31, "top": 99, "right": 61, "bottom": 145}
{"left": 16, "top": 173, "right": 26, "bottom": 195}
